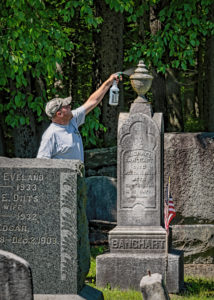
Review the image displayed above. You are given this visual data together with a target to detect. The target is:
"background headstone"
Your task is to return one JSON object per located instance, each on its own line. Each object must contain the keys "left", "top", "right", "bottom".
{"left": 0, "top": 249, "right": 33, "bottom": 300}
{"left": 164, "top": 133, "right": 214, "bottom": 267}
{"left": 172, "top": 224, "right": 214, "bottom": 263}
{"left": 164, "top": 132, "right": 214, "bottom": 224}
{"left": 86, "top": 176, "right": 117, "bottom": 222}
{"left": 0, "top": 158, "right": 90, "bottom": 297}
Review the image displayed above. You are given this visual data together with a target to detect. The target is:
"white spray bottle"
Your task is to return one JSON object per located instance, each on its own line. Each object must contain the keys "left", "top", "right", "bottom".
{"left": 109, "top": 79, "right": 119, "bottom": 106}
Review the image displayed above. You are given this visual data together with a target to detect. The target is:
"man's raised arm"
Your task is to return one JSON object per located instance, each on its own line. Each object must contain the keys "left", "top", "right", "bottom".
{"left": 82, "top": 74, "right": 120, "bottom": 115}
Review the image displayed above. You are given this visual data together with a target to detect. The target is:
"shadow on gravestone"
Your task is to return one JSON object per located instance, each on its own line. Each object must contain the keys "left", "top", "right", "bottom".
{"left": 0, "top": 249, "right": 33, "bottom": 300}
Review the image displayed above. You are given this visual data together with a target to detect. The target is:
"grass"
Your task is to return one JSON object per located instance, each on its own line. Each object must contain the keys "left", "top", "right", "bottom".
{"left": 86, "top": 246, "right": 214, "bottom": 300}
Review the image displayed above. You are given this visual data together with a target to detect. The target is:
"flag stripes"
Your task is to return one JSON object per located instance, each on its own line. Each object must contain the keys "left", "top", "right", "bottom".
{"left": 164, "top": 177, "right": 176, "bottom": 231}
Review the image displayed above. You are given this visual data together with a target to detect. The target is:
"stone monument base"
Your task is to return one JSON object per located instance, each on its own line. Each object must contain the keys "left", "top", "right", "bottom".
{"left": 34, "top": 285, "right": 103, "bottom": 300}
{"left": 109, "top": 226, "right": 167, "bottom": 253}
{"left": 96, "top": 250, "right": 184, "bottom": 293}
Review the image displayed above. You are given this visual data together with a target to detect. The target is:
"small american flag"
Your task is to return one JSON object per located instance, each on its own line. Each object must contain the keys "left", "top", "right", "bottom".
{"left": 164, "top": 176, "right": 176, "bottom": 231}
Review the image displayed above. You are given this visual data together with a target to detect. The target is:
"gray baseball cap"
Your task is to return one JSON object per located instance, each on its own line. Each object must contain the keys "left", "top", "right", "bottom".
{"left": 45, "top": 96, "right": 72, "bottom": 118}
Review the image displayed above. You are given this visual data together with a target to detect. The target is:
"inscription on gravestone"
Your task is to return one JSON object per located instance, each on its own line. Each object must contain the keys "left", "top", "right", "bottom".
{"left": 0, "top": 171, "right": 50, "bottom": 245}
{"left": 0, "top": 158, "right": 89, "bottom": 295}
{"left": 111, "top": 238, "right": 165, "bottom": 251}
{"left": 123, "top": 149, "right": 155, "bottom": 208}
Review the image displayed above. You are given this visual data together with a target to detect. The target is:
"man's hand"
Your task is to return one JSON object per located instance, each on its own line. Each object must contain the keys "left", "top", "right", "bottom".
{"left": 107, "top": 73, "right": 122, "bottom": 86}
{"left": 83, "top": 73, "right": 122, "bottom": 115}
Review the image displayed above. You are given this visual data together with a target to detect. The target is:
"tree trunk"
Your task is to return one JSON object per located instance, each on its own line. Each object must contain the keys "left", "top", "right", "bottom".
{"left": 205, "top": 3, "right": 214, "bottom": 131}
{"left": 150, "top": 2, "right": 183, "bottom": 132}
{"left": 151, "top": 70, "right": 166, "bottom": 114}
{"left": 70, "top": 47, "right": 79, "bottom": 107}
{"left": 0, "top": 123, "right": 5, "bottom": 156}
{"left": 150, "top": 4, "right": 166, "bottom": 122}
{"left": 13, "top": 110, "right": 37, "bottom": 158}
{"left": 207, "top": 35, "right": 214, "bottom": 131}
{"left": 0, "top": 93, "right": 5, "bottom": 156}
{"left": 94, "top": 0, "right": 124, "bottom": 147}
{"left": 179, "top": 70, "right": 198, "bottom": 129}
{"left": 165, "top": 69, "right": 184, "bottom": 132}
{"left": 13, "top": 73, "right": 39, "bottom": 158}
{"left": 196, "top": 44, "right": 206, "bottom": 127}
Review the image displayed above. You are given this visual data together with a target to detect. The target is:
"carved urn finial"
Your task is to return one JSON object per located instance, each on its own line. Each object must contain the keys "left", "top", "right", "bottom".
{"left": 130, "top": 60, "right": 153, "bottom": 102}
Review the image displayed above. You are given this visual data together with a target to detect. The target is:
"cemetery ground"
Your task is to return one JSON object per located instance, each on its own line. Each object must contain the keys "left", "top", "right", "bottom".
{"left": 86, "top": 246, "right": 214, "bottom": 300}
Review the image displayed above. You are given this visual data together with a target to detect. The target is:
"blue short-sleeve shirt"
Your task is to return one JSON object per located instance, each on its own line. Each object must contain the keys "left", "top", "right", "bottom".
{"left": 37, "top": 106, "right": 86, "bottom": 162}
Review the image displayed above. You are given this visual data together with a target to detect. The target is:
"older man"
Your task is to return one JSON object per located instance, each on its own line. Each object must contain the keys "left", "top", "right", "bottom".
{"left": 37, "top": 73, "right": 119, "bottom": 162}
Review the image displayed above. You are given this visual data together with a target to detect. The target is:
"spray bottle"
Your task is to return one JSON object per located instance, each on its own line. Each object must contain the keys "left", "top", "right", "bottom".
{"left": 109, "top": 69, "right": 134, "bottom": 106}
{"left": 109, "top": 79, "right": 119, "bottom": 106}
{"left": 109, "top": 72, "right": 123, "bottom": 106}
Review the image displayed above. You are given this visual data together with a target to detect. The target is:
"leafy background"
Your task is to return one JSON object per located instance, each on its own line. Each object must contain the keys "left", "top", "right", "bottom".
{"left": 0, "top": 0, "right": 213, "bottom": 156}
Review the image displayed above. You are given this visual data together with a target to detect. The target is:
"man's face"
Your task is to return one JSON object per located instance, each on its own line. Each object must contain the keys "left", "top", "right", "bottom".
{"left": 61, "top": 104, "right": 71, "bottom": 112}
{"left": 55, "top": 104, "right": 73, "bottom": 123}
{"left": 61, "top": 104, "right": 73, "bottom": 118}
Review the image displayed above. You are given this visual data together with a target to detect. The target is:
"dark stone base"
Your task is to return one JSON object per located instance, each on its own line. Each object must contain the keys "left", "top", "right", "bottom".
{"left": 34, "top": 285, "right": 104, "bottom": 300}
{"left": 96, "top": 249, "right": 184, "bottom": 293}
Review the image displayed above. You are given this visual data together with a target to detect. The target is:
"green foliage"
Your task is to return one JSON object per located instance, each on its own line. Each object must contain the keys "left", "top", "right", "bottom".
{"left": 0, "top": 0, "right": 73, "bottom": 126}
{"left": 0, "top": 0, "right": 107, "bottom": 149}
{"left": 58, "top": 0, "right": 103, "bottom": 28}
{"left": 95, "top": 286, "right": 142, "bottom": 300}
{"left": 0, "top": 0, "right": 214, "bottom": 153}
{"left": 124, "top": 0, "right": 214, "bottom": 73}
{"left": 184, "top": 276, "right": 214, "bottom": 298}
{"left": 105, "top": 0, "right": 134, "bottom": 13}
{"left": 184, "top": 113, "right": 205, "bottom": 132}
{"left": 86, "top": 245, "right": 107, "bottom": 283}
{"left": 90, "top": 245, "right": 107, "bottom": 258}
{"left": 81, "top": 107, "right": 107, "bottom": 148}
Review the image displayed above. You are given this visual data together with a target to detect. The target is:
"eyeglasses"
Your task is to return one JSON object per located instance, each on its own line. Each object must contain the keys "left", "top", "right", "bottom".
{"left": 61, "top": 104, "right": 71, "bottom": 109}
{"left": 57, "top": 104, "right": 71, "bottom": 112}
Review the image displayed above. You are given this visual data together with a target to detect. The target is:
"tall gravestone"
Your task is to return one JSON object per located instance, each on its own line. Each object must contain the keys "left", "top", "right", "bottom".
{"left": 96, "top": 61, "right": 184, "bottom": 293}
{"left": 0, "top": 158, "right": 103, "bottom": 299}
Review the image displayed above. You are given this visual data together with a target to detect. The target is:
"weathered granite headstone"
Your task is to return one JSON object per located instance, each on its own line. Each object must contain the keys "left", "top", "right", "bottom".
{"left": 140, "top": 273, "right": 170, "bottom": 300}
{"left": 0, "top": 249, "right": 33, "bottom": 300}
{"left": 0, "top": 158, "right": 102, "bottom": 299}
{"left": 86, "top": 176, "right": 117, "bottom": 222}
{"left": 96, "top": 61, "right": 184, "bottom": 293}
{"left": 164, "top": 133, "right": 214, "bottom": 264}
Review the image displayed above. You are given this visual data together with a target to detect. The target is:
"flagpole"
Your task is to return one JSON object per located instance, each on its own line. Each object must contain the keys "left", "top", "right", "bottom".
{"left": 164, "top": 175, "right": 176, "bottom": 289}
{"left": 165, "top": 229, "right": 169, "bottom": 284}
{"left": 164, "top": 176, "right": 170, "bottom": 285}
